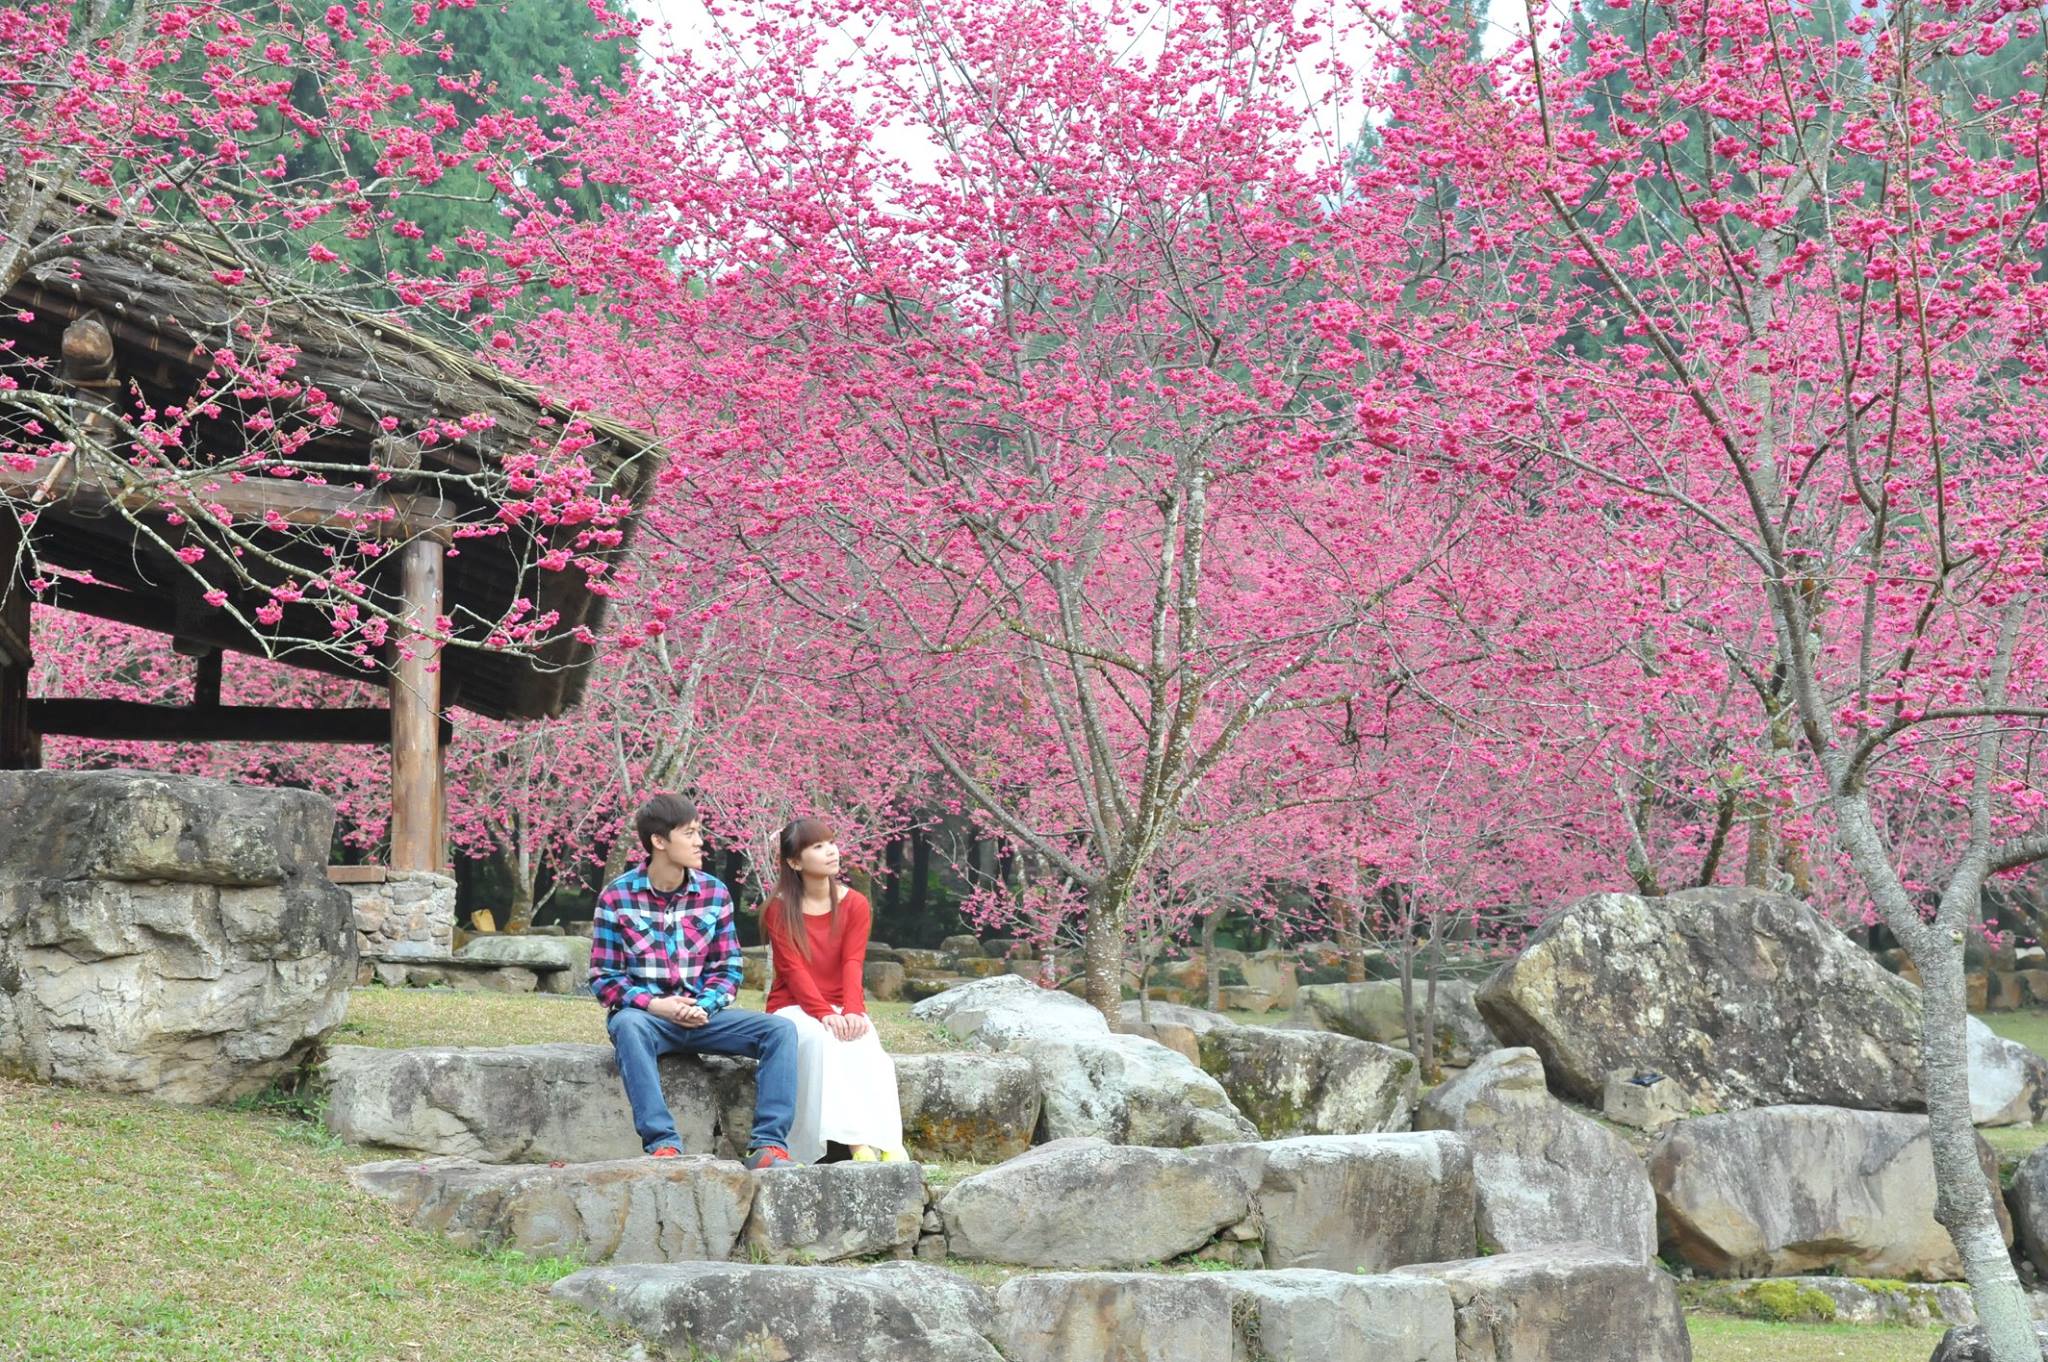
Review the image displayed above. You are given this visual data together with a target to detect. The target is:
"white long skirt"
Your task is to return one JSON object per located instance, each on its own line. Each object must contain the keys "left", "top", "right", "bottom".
{"left": 774, "top": 1005, "right": 905, "bottom": 1164}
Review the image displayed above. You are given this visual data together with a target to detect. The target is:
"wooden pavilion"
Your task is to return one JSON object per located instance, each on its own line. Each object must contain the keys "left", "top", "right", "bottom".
{"left": 0, "top": 203, "right": 658, "bottom": 871}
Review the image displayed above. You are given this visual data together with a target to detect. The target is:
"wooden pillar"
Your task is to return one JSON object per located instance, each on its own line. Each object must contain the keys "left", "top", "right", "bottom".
{"left": 0, "top": 516, "right": 36, "bottom": 771}
{"left": 390, "top": 536, "right": 445, "bottom": 871}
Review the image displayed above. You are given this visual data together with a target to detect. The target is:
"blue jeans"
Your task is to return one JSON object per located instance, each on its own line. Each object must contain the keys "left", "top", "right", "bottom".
{"left": 605, "top": 1005, "right": 797, "bottom": 1154}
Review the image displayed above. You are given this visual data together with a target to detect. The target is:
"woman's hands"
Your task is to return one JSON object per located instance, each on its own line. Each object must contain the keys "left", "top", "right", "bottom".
{"left": 822, "top": 1011, "right": 872, "bottom": 1041}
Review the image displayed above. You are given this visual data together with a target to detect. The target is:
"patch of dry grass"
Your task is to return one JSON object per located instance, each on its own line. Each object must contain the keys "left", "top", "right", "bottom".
{"left": 0, "top": 1077, "right": 636, "bottom": 1361}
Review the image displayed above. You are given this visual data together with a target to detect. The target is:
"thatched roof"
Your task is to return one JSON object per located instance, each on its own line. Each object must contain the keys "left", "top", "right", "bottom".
{"left": 1, "top": 197, "right": 661, "bottom": 721}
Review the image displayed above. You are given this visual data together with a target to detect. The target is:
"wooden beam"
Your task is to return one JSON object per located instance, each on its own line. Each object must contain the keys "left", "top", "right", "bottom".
{"left": 389, "top": 536, "right": 445, "bottom": 872}
{"left": 0, "top": 456, "right": 455, "bottom": 543}
{"left": 28, "top": 699, "right": 412, "bottom": 745}
{"left": 326, "top": 865, "right": 390, "bottom": 885}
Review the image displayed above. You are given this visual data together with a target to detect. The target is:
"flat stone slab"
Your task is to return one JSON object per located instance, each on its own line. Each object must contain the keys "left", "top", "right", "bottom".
{"left": 996, "top": 1270, "right": 1457, "bottom": 1362}
{"left": 350, "top": 1155, "right": 754, "bottom": 1263}
{"left": 552, "top": 1262, "right": 1005, "bottom": 1362}
{"left": 320, "top": 1042, "right": 751, "bottom": 1161}
{"left": 322, "top": 1041, "right": 1035, "bottom": 1163}
{"left": 940, "top": 1132, "right": 1477, "bottom": 1272}
{"left": 1395, "top": 1247, "right": 1692, "bottom": 1362}
{"left": 352, "top": 1155, "right": 926, "bottom": 1266}
{"left": 455, "top": 935, "right": 587, "bottom": 970}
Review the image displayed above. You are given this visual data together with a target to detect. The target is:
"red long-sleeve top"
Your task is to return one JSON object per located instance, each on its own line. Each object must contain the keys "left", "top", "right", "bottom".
{"left": 763, "top": 888, "right": 872, "bottom": 1018}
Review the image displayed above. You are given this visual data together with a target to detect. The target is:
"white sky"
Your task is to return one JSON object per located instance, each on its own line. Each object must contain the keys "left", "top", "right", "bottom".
{"left": 623, "top": 0, "right": 1552, "bottom": 182}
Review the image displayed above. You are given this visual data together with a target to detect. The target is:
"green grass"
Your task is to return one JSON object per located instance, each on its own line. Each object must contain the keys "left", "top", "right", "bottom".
{"left": 1975, "top": 1010, "right": 2048, "bottom": 1166}
{"left": 1981, "top": 1009, "right": 2048, "bottom": 1058}
{"left": 1686, "top": 1316, "right": 1946, "bottom": 1361}
{"left": 0, "top": 1077, "right": 638, "bottom": 1362}
{"left": 335, "top": 986, "right": 963, "bottom": 1054}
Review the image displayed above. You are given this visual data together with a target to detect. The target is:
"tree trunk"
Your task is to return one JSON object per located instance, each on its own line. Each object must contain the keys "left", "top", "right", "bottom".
{"left": 882, "top": 834, "right": 904, "bottom": 916}
{"left": 1201, "top": 902, "right": 1225, "bottom": 1012}
{"left": 1832, "top": 789, "right": 2036, "bottom": 1360}
{"left": 908, "top": 825, "right": 931, "bottom": 923}
{"left": 1081, "top": 879, "right": 1128, "bottom": 1023}
{"left": 1917, "top": 940, "right": 2038, "bottom": 1359}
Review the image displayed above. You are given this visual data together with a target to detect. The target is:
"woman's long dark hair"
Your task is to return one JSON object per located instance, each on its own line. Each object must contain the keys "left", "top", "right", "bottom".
{"left": 774, "top": 817, "right": 841, "bottom": 961}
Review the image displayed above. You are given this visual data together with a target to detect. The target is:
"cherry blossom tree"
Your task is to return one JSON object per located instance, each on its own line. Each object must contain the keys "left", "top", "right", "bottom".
{"left": 502, "top": 0, "right": 1526, "bottom": 1019}
{"left": 1373, "top": 0, "right": 2048, "bottom": 1345}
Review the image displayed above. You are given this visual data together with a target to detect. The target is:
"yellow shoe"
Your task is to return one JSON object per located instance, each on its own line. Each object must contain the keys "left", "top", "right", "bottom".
{"left": 876, "top": 1147, "right": 910, "bottom": 1163}
{"left": 850, "top": 1145, "right": 880, "bottom": 1162}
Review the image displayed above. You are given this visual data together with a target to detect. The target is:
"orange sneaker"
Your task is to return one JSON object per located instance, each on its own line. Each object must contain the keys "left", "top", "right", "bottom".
{"left": 649, "top": 1145, "right": 684, "bottom": 1158}
{"left": 744, "top": 1145, "right": 797, "bottom": 1170}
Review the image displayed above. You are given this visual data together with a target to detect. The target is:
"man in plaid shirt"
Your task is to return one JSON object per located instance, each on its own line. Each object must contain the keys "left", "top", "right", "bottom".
{"left": 591, "top": 793, "right": 799, "bottom": 1169}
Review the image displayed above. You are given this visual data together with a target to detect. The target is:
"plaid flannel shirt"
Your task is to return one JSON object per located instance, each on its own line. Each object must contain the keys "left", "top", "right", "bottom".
{"left": 588, "top": 865, "right": 743, "bottom": 1015}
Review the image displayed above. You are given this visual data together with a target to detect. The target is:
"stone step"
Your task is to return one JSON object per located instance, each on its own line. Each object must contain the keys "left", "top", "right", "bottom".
{"left": 552, "top": 1261, "right": 1005, "bottom": 1362}
{"left": 996, "top": 1269, "right": 1457, "bottom": 1362}
{"left": 937, "top": 1132, "right": 1476, "bottom": 1272}
{"left": 1394, "top": 1247, "right": 1690, "bottom": 1362}
{"left": 319, "top": 1042, "right": 1036, "bottom": 1164}
{"left": 546, "top": 1252, "right": 1694, "bottom": 1362}
{"left": 352, "top": 1155, "right": 926, "bottom": 1265}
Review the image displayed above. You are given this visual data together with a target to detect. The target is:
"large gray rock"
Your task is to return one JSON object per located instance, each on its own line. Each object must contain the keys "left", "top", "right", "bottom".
{"left": 1118, "top": 1000, "right": 1241, "bottom": 1036}
{"left": 1395, "top": 1247, "right": 1693, "bottom": 1362}
{"left": 739, "top": 1161, "right": 926, "bottom": 1263}
{"left": 1930, "top": 1322, "right": 2048, "bottom": 1361}
{"left": 894, "top": 1051, "right": 1041, "bottom": 1162}
{"left": 1292, "top": 980, "right": 1411, "bottom": 1044}
{"left": 0, "top": 768, "right": 335, "bottom": 885}
{"left": 349, "top": 1155, "right": 754, "bottom": 1262}
{"left": 2003, "top": 1144, "right": 2048, "bottom": 1276}
{"left": 0, "top": 770, "right": 354, "bottom": 1104}
{"left": 1246, "top": 1133, "right": 1478, "bottom": 1272}
{"left": 1197, "top": 1026, "right": 1417, "bottom": 1138}
{"left": 1476, "top": 887, "right": 1921, "bottom": 1111}
{"left": 320, "top": 1042, "right": 749, "bottom": 1162}
{"left": 1019, "top": 1033, "right": 1257, "bottom": 1146}
{"left": 941, "top": 1139, "right": 1256, "bottom": 1268}
{"left": 912, "top": 974, "right": 1110, "bottom": 1047}
{"left": 552, "top": 1262, "right": 1004, "bottom": 1362}
{"left": 1241, "top": 950, "right": 1302, "bottom": 1011}
{"left": 1969, "top": 1015, "right": 2048, "bottom": 1127}
{"left": 996, "top": 1270, "right": 1456, "bottom": 1362}
{"left": 1418, "top": 1047, "right": 1657, "bottom": 1261}
{"left": 1290, "top": 978, "right": 1497, "bottom": 1064}
{"left": 1648, "top": 1105, "right": 2004, "bottom": 1278}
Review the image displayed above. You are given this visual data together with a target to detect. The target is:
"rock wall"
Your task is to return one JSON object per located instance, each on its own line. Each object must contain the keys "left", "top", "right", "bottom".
{"left": 0, "top": 770, "right": 356, "bottom": 1103}
{"left": 346, "top": 870, "right": 456, "bottom": 958}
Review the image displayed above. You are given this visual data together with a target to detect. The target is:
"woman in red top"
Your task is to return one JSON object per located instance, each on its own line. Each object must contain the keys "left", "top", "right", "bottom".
{"left": 763, "top": 817, "right": 906, "bottom": 1163}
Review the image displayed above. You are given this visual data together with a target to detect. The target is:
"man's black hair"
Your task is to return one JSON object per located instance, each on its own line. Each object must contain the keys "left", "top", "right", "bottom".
{"left": 635, "top": 793, "right": 700, "bottom": 856}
